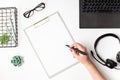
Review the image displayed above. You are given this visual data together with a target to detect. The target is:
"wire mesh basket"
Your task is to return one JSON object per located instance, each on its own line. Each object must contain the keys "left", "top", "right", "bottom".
{"left": 0, "top": 7, "right": 18, "bottom": 48}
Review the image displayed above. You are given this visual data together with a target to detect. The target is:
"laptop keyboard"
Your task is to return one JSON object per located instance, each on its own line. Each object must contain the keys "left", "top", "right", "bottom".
{"left": 82, "top": 0, "right": 120, "bottom": 13}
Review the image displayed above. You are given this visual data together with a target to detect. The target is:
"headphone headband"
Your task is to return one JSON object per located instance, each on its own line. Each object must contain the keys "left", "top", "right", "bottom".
{"left": 94, "top": 33, "right": 120, "bottom": 49}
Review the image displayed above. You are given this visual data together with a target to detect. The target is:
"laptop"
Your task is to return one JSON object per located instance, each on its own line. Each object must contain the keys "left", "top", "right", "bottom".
{"left": 80, "top": 0, "right": 120, "bottom": 28}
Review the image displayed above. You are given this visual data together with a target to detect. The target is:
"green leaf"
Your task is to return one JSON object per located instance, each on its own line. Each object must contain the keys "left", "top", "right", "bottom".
{"left": 0, "top": 33, "right": 10, "bottom": 44}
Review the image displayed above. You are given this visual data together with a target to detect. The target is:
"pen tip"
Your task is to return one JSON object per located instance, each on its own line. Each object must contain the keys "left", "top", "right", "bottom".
{"left": 65, "top": 45, "right": 70, "bottom": 47}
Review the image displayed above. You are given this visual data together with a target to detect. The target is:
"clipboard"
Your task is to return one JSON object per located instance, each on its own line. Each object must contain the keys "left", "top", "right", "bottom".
{"left": 24, "top": 12, "right": 78, "bottom": 78}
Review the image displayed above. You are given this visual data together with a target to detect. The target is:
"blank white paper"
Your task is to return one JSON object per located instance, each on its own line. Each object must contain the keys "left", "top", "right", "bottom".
{"left": 24, "top": 12, "right": 78, "bottom": 78}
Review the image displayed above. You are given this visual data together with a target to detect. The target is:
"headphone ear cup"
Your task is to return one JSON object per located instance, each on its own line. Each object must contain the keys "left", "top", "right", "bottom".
{"left": 116, "top": 51, "right": 120, "bottom": 63}
{"left": 105, "top": 59, "right": 117, "bottom": 69}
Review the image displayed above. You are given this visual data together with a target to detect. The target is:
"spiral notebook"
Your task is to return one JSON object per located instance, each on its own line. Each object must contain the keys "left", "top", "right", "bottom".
{"left": 24, "top": 12, "right": 78, "bottom": 78}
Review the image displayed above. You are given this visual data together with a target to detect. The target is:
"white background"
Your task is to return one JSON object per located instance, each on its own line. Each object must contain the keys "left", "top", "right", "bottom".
{"left": 0, "top": 0, "right": 120, "bottom": 80}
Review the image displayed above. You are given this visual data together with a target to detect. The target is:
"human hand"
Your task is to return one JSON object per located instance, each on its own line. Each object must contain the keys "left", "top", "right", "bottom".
{"left": 70, "top": 43, "right": 106, "bottom": 80}
{"left": 70, "top": 42, "right": 91, "bottom": 65}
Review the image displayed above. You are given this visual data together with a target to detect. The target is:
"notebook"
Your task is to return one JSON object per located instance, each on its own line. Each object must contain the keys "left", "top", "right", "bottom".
{"left": 24, "top": 12, "right": 78, "bottom": 78}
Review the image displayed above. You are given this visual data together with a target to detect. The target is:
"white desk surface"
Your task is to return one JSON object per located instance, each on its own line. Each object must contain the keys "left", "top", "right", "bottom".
{"left": 0, "top": 0, "right": 120, "bottom": 80}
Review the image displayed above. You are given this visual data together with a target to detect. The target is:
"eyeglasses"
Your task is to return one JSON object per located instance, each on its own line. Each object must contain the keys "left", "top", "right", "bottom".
{"left": 23, "top": 2, "right": 45, "bottom": 18}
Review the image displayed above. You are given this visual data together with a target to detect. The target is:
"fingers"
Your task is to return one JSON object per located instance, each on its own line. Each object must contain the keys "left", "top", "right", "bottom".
{"left": 69, "top": 42, "right": 88, "bottom": 58}
{"left": 70, "top": 49, "right": 76, "bottom": 58}
{"left": 70, "top": 42, "right": 87, "bottom": 52}
{"left": 70, "top": 48, "right": 79, "bottom": 58}
{"left": 71, "top": 42, "right": 83, "bottom": 47}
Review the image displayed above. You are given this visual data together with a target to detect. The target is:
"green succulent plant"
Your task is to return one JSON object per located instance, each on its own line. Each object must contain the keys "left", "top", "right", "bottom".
{"left": 0, "top": 33, "right": 10, "bottom": 44}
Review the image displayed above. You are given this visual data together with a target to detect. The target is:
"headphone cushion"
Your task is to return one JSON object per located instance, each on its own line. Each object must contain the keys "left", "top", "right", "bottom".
{"left": 116, "top": 52, "right": 120, "bottom": 63}
{"left": 105, "top": 59, "right": 117, "bottom": 69}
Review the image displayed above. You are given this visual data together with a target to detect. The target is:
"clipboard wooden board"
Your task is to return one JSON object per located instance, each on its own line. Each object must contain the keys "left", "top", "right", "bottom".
{"left": 24, "top": 12, "right": 78, "bottom": 78}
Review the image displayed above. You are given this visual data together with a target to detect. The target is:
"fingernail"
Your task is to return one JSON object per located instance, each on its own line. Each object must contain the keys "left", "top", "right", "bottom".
{"left": 70, "top": 49, "right": 72, "bottom": 52}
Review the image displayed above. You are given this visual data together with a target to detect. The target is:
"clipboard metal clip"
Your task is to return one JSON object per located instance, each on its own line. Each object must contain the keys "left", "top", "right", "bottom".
{"left": 33, "top": 16, "right": 49, "bottom": 28}
{"left": 32, "top": 12, "right": 60, "bottom": 28}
